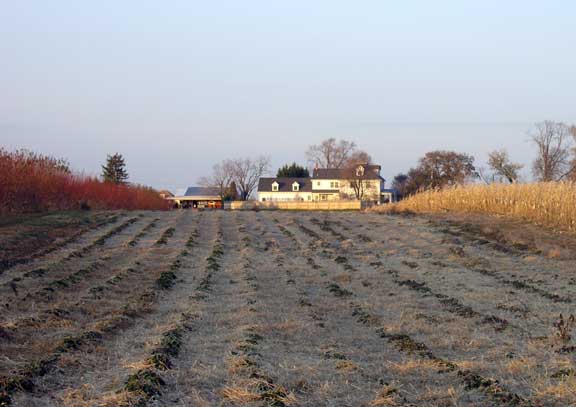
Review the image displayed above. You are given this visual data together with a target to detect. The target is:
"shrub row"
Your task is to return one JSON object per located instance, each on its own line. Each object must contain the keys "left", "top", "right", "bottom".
{"left": 0, "top": 148, "right": 169, "bottom": 214}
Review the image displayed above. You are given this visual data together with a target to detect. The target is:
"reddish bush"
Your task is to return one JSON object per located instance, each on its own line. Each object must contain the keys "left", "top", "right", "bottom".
{"left": 0, "top": 148, "right": 169, "bottom": 214}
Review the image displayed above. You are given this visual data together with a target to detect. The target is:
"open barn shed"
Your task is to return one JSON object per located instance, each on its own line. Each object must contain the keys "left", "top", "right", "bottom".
{"left": 168, "top": 187, "right": 222, "bottom": 209}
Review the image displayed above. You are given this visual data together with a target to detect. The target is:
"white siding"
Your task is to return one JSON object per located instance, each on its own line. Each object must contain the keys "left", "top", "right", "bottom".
{"left": 312, "top": 180, "right": 341, "bottom": 191}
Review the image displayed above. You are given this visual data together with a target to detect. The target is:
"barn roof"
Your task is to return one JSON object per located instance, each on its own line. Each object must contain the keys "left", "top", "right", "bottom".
{"left": 184, "top": 186, "right": 220, "bottom": 197}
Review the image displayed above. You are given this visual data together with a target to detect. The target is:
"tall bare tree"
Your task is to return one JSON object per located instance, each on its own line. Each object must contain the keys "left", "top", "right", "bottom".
{"left": 531, "top": 121, "right": 574, "bottom": 181}
{"left": 199, "top": 159, "right": 234, "bottom": 200}
{"left": 230, "top": 156, "right": 270, "bottom": 200}
{"left": 306, "top": 138, "right": 358, "bottom": 169}
{"left": 487, "top": 149, "right": 523, "bottom": 183}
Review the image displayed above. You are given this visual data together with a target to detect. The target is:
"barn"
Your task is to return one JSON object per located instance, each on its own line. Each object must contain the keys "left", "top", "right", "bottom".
{"left": 169, "top": 187, "right": 222, "bottom": 209}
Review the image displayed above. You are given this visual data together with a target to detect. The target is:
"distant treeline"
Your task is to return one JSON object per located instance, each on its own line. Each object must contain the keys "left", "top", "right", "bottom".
{"left": 392, "top": 121, "right": 576, "bottom": 199}
{"left": 0, "top": 148, "right": 168, "bottom": 215}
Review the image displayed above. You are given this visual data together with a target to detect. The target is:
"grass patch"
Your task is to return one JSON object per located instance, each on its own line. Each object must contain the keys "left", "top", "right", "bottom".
{"left": 155, "top": 227, "right": 176, "bottom": 245}
{"left": 156, "top": 271, "right": 177, "bottom": 289}
{"left": 125, "top": 369, "right": 165, "bottom": 397}
{"left": 327, "top": 283, "right": 353, "bottom": 298}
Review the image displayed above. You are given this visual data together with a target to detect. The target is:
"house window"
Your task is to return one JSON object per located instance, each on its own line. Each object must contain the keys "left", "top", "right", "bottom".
{"left": 292, "top": 183, "right": 299, "bottom": 192}
{"left": 356, "top": 166, "right": 365, "bottom": 176}
{"left": 330, "top": 181, "right": 334, "bottom": 188}
{"left": 272, "top": 183, "right": 279, "bottom": 192}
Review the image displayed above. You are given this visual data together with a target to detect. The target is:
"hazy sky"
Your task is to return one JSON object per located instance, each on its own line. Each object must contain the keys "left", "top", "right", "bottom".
{"left": 2, "top": 1, "right": 575, "bottom": 192}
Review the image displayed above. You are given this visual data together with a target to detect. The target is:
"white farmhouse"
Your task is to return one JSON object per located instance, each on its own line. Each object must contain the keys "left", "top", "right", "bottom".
{"left": 258, "top": 163, "right": 391, "bottom": 204}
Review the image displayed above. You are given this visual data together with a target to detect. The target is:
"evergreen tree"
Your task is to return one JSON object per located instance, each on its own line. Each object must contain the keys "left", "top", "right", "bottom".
{"left": 276, "top": 162, "right": 310, "bottom": 178}
{"left": 102, "top": 153, "right": 129, "bottom": 184}
{"left": 224, "top": 181, "right": 239, "bottom": 201}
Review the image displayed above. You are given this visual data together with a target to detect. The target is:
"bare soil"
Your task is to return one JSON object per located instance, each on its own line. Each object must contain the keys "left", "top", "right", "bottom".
{"left": 1, "top": 210, "right": 575, "bottom": 406}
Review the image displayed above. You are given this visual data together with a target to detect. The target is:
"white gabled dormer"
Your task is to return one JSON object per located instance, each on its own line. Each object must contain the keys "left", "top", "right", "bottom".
{"left": 292, "top": 181, "right": 300, "bottom": 192}
{"left": 356, "top": 165, "right": 365, "bottom": 177}
{"left": 272, "top": 181, "right": 279, "bottom": 192}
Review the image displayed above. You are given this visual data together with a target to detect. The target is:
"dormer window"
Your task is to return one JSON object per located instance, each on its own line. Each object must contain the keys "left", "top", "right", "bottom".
{"left": 292, "top": 182, "right": 300, "bottom": 192}
{"left": 356, "top": 165, "right": 365, "bottom": 177}
{"left": 272, "top": 182, "right": 279, "bottom": 192}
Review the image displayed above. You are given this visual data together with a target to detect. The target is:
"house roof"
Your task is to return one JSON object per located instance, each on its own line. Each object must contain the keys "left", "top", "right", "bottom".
{"left": 313, "top": 164, "right": 385, "bottom": 181}
{"left": 184, "top": 186, "right": 221, "bottom": 197}
{"left": 258, "top": 178, "right": 313, "bottom": 192}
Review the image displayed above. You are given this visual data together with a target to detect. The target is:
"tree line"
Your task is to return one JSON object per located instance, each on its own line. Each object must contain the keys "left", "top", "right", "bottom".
{"left": 393, "top": 121, "right": 576, "bottom": 198}
{"left": 200, "top": 138, "right": 377, "bottom": 200}
{"left": 199, "top": 120, "right": 576, "bottom": 201}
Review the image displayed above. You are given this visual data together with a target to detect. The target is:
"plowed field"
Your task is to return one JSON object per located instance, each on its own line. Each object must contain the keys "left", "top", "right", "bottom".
{"left": 1, "top": 210, "right": 575, "bottom": 406}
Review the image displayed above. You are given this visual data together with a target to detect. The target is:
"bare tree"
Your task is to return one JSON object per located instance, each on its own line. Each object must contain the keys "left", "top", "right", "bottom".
{"left": 202, "top": 156, "right": 270, "bottom": 201}
{"left": 401, "top": 151, "right": 477, "bottom": 195}
{"left": 476, "top": 166, "right": 492, "bottom": 185}
{"left": 570, "top": 125, "right": 576, "bottom": 181}
{"left": 531, "top": 121, "right": 574, "bottom": 181}
{"left": 344, "top": 150, "right": 372, "bottom": 167}
{"left": 230, "top": 156, "right": 270, "bottom": 200}
{"left": 343, "top": 166, "right": 374, "bottom": 200}
{"left": 418, "top": 150, "right": 477, "bottom": 188}
{"left": 487, "top": 149, "right": 523, "bottom": 183}
{"left": 199, "top": 159, "right": 234, "bottom": 200}
{"left": 306, "top": 138, "right": 358, "bottom": 169}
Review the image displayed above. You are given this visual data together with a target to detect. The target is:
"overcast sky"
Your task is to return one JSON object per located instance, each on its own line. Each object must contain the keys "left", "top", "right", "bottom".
{"left": 2, "top": 1, "right": 575, "bottom": 192}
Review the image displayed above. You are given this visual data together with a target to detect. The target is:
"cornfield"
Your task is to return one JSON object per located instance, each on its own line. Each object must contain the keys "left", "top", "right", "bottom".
{"left": 379, "top": 183, "right": 576, "bottom": 231}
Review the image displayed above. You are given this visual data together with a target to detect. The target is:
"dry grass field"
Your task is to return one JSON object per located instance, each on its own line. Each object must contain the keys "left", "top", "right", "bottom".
{"left": 1, "top": 209, "right": 576, "bottom": 406}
